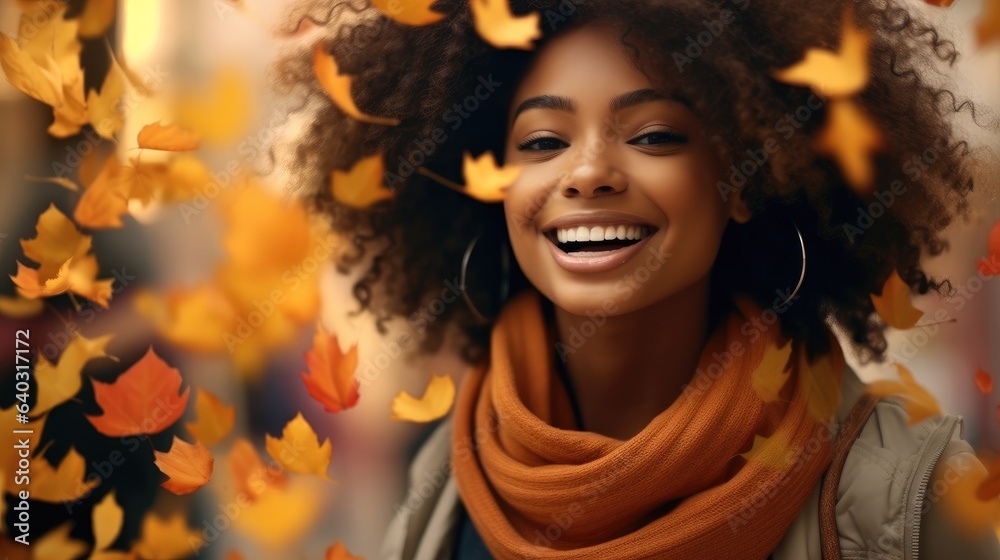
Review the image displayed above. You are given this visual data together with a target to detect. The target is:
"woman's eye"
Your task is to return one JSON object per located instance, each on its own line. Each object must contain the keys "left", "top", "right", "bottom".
{"left": 517, "top": 136, "right": 568, "bottom": 151}
{"left": 627, "top": 131, "right": 688, "bottom": 146}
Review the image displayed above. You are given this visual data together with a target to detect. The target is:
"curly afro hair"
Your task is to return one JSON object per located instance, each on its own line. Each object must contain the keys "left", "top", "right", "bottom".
{"left": 272, "top": 0, "right": 981, "bottom": 365}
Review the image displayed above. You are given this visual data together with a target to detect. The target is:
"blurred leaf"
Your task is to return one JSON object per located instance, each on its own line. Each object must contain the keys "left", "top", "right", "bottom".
{"left": 137, "top": 121, "right": 202, "bottom": 152}
{"left": 461, "top": 151, "right": 520, "bottom": 202}
{"left": 390, "top": 373, "right": 455, "bottom": 423}
{"left": 228, "top": 437, "right": 287, "bottom": 502}
{"left": 0, "top": 34, "right": 64, "bottom": 107}
{"left": 750, "top": 340, "right": 793, "bottom": 403}
{"left": 977, "top": 0, "right": 1000, "bottom": 47}
{"left": 86, "top": 346, "right": 191, "bottom": 437}
{"left": 867, "top": 363, "right": 941, "bottom": 424}
{"left": 92, "top": 490, "right": 124, "bottom": 550}
{"left": 11, "top": 255, "right": 114, "bottom": 308}
{"left": 772, "top": 6, "right": 869, "bottom": 97}
{"left": 32, "top": 447, "right": 98, "bottom": 502}
{"left": 326, "top": 540, "right": 365, "bottom": 560}
{"left": 301, "top": 325, "right": 361, "bottom": 413}
{"left": 265, "top": 412, "right": 332, "bottom": 478}
{"left": 976, "top": 367, "right": 994, "bottom": 396}
{"left": 132, "top": 512, "right": 204, "bottom": 560}
{"left": 34, "top": 333, "right": 114, "bottom": 416}
{"left": 313, "top": 42, "right": 400, "bottom": 126}
{"left": 330, "top": 153, "right": 394, "bottom": 209}
{"left": 870, "top": 269, "right": 923, "bottom": 329}
{"left": 231, "top": 479, "right": 323, "bottom": 549}
{"left": 938, "top": 454, "right": 1000, "bottom": 536}
{"left": 77, "top": 0, "right": 117, "bottom": 39}
{"left": 796, "top": 346, "right": 841, "bottom": 422}
{"left": 176, "top": 67, "right": 252, "bottom": 146}
{"left": 75, "top": 155, "right": 132, "bottom": 228}
{"left": 815, "top": 98, "right": 885, "bottom": 195}
{"left": 469, "top": 0, "right": 541, "bottom": 50}
{"left": 33, "top": 523, "right": 87, "bottom": 560}
{"left": 20, "top": 204, "right": 92, "bottom": 282}
{"left": 740, "top": 429, "right": 798, "bottom": 469}
{"left": 0, "top": 295, "right": 44, "bottom": 318}
{"left": 153, "top": 436, "right": 214, "bottom": 495}
{"left": 371, "top": 0, "right": 445, "bottom": 25}
{"left": 87, "top": 57, "right": 125, "bottom": 139}
{"left": 184, "top": 389, "right": 235, "bottom": 447}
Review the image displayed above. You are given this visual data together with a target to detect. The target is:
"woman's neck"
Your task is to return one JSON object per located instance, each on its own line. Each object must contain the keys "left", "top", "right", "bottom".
{"left": 547, "top": 278, "right": 715, "bottom": 440}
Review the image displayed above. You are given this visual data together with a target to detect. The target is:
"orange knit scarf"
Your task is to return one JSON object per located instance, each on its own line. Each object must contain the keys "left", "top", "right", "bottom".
{"left": 451, "top": 289, "right": 845, "bottom": 559}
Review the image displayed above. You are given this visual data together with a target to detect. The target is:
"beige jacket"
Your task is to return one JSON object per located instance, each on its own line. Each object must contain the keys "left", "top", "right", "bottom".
{"left": 379, "top": 367, "right": 1000, "bottom": 560}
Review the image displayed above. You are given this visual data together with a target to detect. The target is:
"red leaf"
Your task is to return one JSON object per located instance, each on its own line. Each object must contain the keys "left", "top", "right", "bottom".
{"left": 300, "top": 325, "right": 360, "bottom": 413}
{"left": 975, "top": 368, "right": 994, "bottom": 396}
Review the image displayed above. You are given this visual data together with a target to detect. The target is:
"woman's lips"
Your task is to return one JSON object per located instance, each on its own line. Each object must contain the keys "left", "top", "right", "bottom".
{"left": 544, "top": 232, "right": 655, "bottom": 274}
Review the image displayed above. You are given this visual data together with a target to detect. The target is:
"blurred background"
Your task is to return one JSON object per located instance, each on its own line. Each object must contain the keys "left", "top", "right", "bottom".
{"left": 0, "top": 0, "right": 998, "bottom": 559}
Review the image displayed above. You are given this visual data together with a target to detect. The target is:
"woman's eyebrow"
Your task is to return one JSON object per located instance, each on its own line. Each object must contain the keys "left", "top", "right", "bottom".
{"left": 509, "top": 88, "right": 670, "bottom": 124}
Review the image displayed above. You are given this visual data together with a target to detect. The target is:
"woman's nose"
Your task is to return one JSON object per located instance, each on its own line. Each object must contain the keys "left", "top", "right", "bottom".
{"left": 559, "top": 149, "right": 628, "bottom": 198}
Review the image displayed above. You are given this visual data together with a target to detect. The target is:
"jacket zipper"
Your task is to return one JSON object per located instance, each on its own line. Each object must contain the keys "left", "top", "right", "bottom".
{"left": 905, "top": 415, "right": 960, "bottom": 560}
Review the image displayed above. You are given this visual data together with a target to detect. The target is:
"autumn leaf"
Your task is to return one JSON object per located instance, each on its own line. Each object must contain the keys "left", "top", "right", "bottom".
{"left": 137, "top": 121, "right": 202, "bottom": 151}
{"left": 870, "top": 269, "right": 923, "bottom": 329}
{"left": 92, "top": 490, "right": 124, "bottom": 550}
{"left": 11, "top": 255, "right": 115, "bottom": 308}
{"left": 796, "top": 347, "right": 842, "bottom": 422}
{"left": 228, "top": 437, "right": 287, "bottom": 501}
{"left": 0, "top": 295, "right": 44, "bottom": 318}
{"left": 33, "top": 523, "right": 88, "bottom": 560}
{"left": 32, "top": 447, "right": 98, "bottom": 502}
{"left": 326, "top": 540, "right": 365, "bottom": 560}
{"left": 740, "top": 429, "right": 798, "bottom": 469}
{"left": 132, "top": 512, "right": 205, "bottom": 560}
{"left": 462, "top": 151, "right": 520, "bottom": 202}
{"left": 976, "top": 368, "right": 994, "bottom": 396}
{"left": 75, "top": 153, "right": 132, "bottom": 229}
{"left": 34, "top": 333, "right": 114, "bottom": 416}
{"left": 0, "top": 34, "right": 64, "bottom": 107}
{"left": 86, "top": 346, "right": 191, "bottom": 437}
{"left": 231, "top": 478, "right": 324, "bottom": 548}
{"left": 938, "top": 455, "right": 1000, "bottom": 536}
{"left": 977, "top": 218, "right": 1000, "bottom": 277}
{"left": 265, "top": 412, "right": 332, "bottom": 478}
{"left": 87, "top": 56, "right": 126, "bottom": 139}
{"left": 301, "top": 325, "right": 360, "bottom": 413}
{"left": 185, "top": 389, "right": 235, "bottom": 446}
{"left": 977, "top": 0, "right": 1000, "bottom": 47}
{"left": 772, "top": 7, "right": 870, "bottom": 97}
{"left": 815, "top": 98, "right": 885, "bottom": 195}
{"left": 867, "top": 362, "right": 941, "bottom": 424}
{"left": 469, "top": 0, "right": 541, "bottom": 50}
{"left": 313, "top": 42, "right": 400, "bottom": 126}
{"left": 750, "top": 340, "right": 793, "bottom": 403}
{"left": 78, "top": 0, "right": 117, "bottom": 38}
{"left": 371, "top": 0, "right": 445, "bottom": 25}
{"left": 175, "top": 67, "right": 252, "bottom": 146}
{"left": 330, "top": 153, "right": 394, "bottom": 209}
{"left": 154, "top": 436, "right": 214, "bottom": 495}
{"left": 390, "top": 373, "right": 455, "bottom": 423}
{"left": 20, "top": 204, "right": 92, "bottom": 282}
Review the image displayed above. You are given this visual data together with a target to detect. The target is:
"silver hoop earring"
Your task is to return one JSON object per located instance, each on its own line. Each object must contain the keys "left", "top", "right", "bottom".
{"left": 778, "top": 221, "right": 806, "bottom": 307}
{"left": 458, "top": 232, "right": 511, "bottom": 323}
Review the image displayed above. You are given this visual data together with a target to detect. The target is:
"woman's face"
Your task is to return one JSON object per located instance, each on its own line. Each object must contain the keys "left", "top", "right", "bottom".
{"left": 502, "top": 21, "right": 750, "bottom": 317}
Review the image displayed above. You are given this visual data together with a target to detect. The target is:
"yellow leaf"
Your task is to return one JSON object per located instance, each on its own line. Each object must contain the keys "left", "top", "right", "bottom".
{"left": 34, "top": 333, "right": 113, "bottom": 415}
{"left": 87, "top": 57, "right": 126, "bottom": 139}
{"left": 184, "top": 389, "right": 235, "bottom": 447}
{"left": 469, "top": 0, "right": 541, "bottom": 50}
{"left": 49, "top": 69, "right": 88, "bottom": 138}
{"left": 78, "top": 0, "right": 117, "bottom": 39}
{"left": 20, "top": 203, "right": 92, "bottom": 282}
{"left": 75, "top": 154, "right": 132, "bottom": 228}
{"left": 867, "top": 363, "right": 941, "bottom": 424}
{"left": 870, "top": 269, "right": 923, "bottom": 329}
{"left": 153, "top": 436, "right": 214, "bottom": 495}
{"left": 325, "top": 540, "right": 365, "bottom": 560}
{"left": 132, "top": 512, "right": 204, "bottom": 560}
{"left": 18, "top": 2, "right": 81, "bottom": 78}
{"left": 175, "top": 67, "right": 252, "bottom": 146}
{"left": 32, "top": 447, "right": 98, "bottom": 503}
{"left": 750, "top": 339, "right": 793, "bottom": 403}
{"left": 265, "top": 412, "right": 332, "bottom": 478}
{"left": 371, "top": 0, "right": 445, "bottom": 25}
{"left": 390, "top": 372, "right": 455, "bottom": 423}
{"left": 772, "top": 7, "right": 870, "bottom": 97}
{"left": 11, "top": 255, "right": 114, "bottom": 308}
{"left": 815, "top": 98, "right": 885, "bottom": 195}
{"left": 461, "top": 151, "right": 519, "bottom": 202}
{"left": 739, "top": 429, "right": 799, "bottom": 469}
{"left": 0, "top": 295, "right": 44, "bottom": 318}
{"left": 92, "top": 490, "right": 123, "bottom": 550}
{"left": 978, "top": 0, "right": 1000, "bottom": 47}
{"left": 133, "top": 285, "right": 236, "bottom": 353}
{"left": 330, "top": 153, "right": 394, "bottom": 209}
{"left": 313, "top": 42, "right": 400, "bottom": 126}
{"left": 231, "top": 478, "right": 323, "bottom": 549}
{"left": 33, "top": 522, "right": 87, "bottom": 560}
{"left": 796, "top": 347, "right": 842, "bottom": 423}
{"left": 137, "top": 121, "right": 202, "bottom": 151}
{"left": 0, "top": 34, "right": 64, "bottom": 107}
{"left": 227, "top": 437, "right": 287, "bottom": 502}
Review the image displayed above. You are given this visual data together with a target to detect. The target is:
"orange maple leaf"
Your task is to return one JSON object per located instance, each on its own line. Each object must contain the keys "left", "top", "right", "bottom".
{"left": 371, "top": 0, "right": 444, "bottom": 26}
{"left": 154, "top": 436, "right": 214, "bottom": 495}
{"left": 86, "top": 346, "right": 191, "bottom": 437}
{"left": 866, "top": 363, "right": 941, "bottom": 425}
{"left": 301, "top": 325, "right": 360, "bottom": 414}
{"left": 228, "top": 437, "right": 287, "bottom": 502}
{"left": 814, "top": 97, "right": 885, "bottom": 195}
{"left": 469, "top": 0, "right": 541, "bottom": 50}
{"left": 184, "top": 388, "right": 235, "bottom": 446}
{"left": 976, "top": 368, "right": 994, "bottom": 396}
{"left": 313, "top": 42, "right": 400, "bottom": 126}
{"left": 870, "top": 269, "right": 923, "bottom": 329}
{"left": 771, "top": 6, "right": 870, "bottom": 97}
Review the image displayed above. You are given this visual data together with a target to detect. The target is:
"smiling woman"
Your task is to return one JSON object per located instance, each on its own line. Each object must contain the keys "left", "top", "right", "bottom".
{"left": 273, "top": 0, "right": 999, "bottom": 558}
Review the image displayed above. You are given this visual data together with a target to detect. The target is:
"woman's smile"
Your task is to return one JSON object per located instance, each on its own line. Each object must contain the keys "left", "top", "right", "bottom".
{"left": 539, "top": 210, "right": 661, "bottom": 273}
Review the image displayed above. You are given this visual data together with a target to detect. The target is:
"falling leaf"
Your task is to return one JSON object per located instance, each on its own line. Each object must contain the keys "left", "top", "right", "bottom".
{"left": 87, "top": 57, "right": 126, "bottom": 139}
{"left": 175, "top": 67, "right": 252, "bottom": 146}
{"left": 796, "top": 347, "right": 842, "bottom": 422}
{"left": 0, "top": 295, "right": 44, "bottom": 318}
{"left": 326, "top": 540, "right": 365, "bottom": 560}
{"left": 867, "top": 362, "right": 941, "bottom": 424}
{"left": 86, "top": 346, "right": 191, "bottom": 437}
{"left": 976, "top": 368, "right": 994, "bottom": 396}
{"left": 92, "top": 490, "right": 124, "bottom": 550}
{"left": 739, "top": 429, "right": 798, "bottom": 469}
{"left": 469, "top": 0, "right": 541, "bottom": 50}
{"left": 390, "top": 373, "right": 455, "bottom": 423}
{"left": 977, "top": 0, "right": 1000, "bottom": 47}
{"left": 34, "top": 333, "right": 114, "bottom": 416}
{"left": 0, "top": 34, "right": 64, "bottom": 107}
{"left": 137, "top": 121, "right": 202, "bottom": 151}
{"left": 228, "top": 437, "right": 287, "bottom": 501}
{"left": 462, "top": 151, "right": 520, "bottom": 202}
{"left": 32, "top": 447, "right": 98, "bottom": 502}
{"left": 33, "top": 523, "right": 88, "bottom": 560}
{"left": 750, "top": 340, "right": 793, "bottom": 403}
{"left": 265, "top": 412, "right": 332, "bottom": 478}
{"left": 132, "top": 512, "right": 205, "bottom": 560}
{"left": 48, "top": 67, "right": 88, "bottom": 138}
{"left": 330, "top": 153, "right": 394, "bottom": 209}
{"left": 75, "top": 155, "right": 133, "bottom": 228}
{"left": 301, "top": 325, "right": 361, "bottom": 413}
{"left": 11, "top": 255, "right": 115, "bottom": 308}
{"left": 313, "top": 42, "right": 400, "bottom": 126}
{"left": 21, "top": 203, "right": 92, "bottom": 282}
{"left": 815, "top": 98, "right": 885, "bottom": 194}
{"left": 938, "top": 455, "right": 1000, "bottom": 536}
{"left": 772, "top": 7, "right": 870, "bottom": 97}
{"left": 184, "top": 389, "right": 235, "bottom": 447}
{"left": 371, "top": 0, "right": 445, "bottom": 25}
{"left": 77, "top": 0, "right": 117, "bottom": 39}
{"left": 231, "top": 478, "right": 324, "bottom": 549}
{"left": 153, "top": 436, "right": 214, "bottom": 495}
{"left": 870, "top": 269, "right": 923, "bottom": 329}
{"left": 24, "top": 174, "right": 80, "bottom": 191}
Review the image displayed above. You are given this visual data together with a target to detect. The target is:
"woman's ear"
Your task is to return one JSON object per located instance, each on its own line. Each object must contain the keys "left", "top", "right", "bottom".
{"left": 727, "top": 188, "right": 752, "bottom": 224}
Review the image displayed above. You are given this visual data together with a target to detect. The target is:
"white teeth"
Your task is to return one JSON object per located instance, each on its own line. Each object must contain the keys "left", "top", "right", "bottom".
{"left": 552, "top": 224, "right": 651, "bottom": 243}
